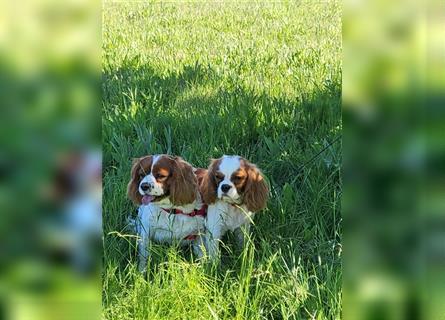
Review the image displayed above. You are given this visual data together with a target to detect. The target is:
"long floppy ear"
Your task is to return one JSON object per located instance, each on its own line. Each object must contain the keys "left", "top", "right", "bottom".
{"left": 169, "top": 157, "right": 198, "bottom": 206}
{"left": 127, "top": 156, "right": 152, "bottom": 205}
{"left": 243, "top": 160, "right": 269, "bottom": 212}
{"left": 200, "top": 159, "right": 218, "bottom": 204}
{"left": 127, "top": 158, "right": 142, "bottom": 205}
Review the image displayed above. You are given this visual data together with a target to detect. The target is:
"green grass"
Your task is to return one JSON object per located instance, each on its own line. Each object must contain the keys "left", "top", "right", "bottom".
{"left": 103, "top": 1, "right": 341, "bottom": 319}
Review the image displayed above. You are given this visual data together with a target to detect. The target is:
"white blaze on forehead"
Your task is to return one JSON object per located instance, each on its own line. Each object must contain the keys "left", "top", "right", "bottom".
{"left": 218, "top": 155, "right": 241, "bottom": 178}
{"left": 138, "top": 154, "right": 166, "bottom": 197}
{"left": 217, "top": 155, "right": 242, "bottom": 201}
{"left": 151, "top": 155, "right": 161, "bottom": 171}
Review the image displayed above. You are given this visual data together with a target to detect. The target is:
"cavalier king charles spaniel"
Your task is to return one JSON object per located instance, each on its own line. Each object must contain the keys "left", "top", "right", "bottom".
{"left": 200, "top": 155, "right": 268, "bottom": 259}
{"left": 127, "top": 154, "right": 206, "bottom": 271}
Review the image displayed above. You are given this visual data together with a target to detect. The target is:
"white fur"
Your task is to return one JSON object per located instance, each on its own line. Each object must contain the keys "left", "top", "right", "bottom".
{"left": 134, "top": 155, "right": 205, "bottom": 271}
{"left": 204, "top": 155, "right": 254, "bottom": 260}
{"left": 138, "top": 155, "right": 164, "bottom": 196}
{"left": 205, "top": 202, "right": 254, "bottom": 259}
{"left": 135, "top": 202, "right": 205, "bottom": 271}
{"left": 217, "top": 155, "right": 242, "bottom": 202}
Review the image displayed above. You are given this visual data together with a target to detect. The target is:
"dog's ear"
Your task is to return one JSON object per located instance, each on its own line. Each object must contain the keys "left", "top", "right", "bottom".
{"left": 169, "top": 157, "right": 198, "bottom": 206}
{"left": 200, "top": 159, "right": 219, "bottom": 204}
{"left": 243, "top": 160, "right": 268, "bottom": 212}
{"left": 127, "top": 156, "right": 152, "bottom": 205}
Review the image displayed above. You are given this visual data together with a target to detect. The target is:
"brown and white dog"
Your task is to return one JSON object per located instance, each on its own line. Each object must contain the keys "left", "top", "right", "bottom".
{"left": 127, "top": 154, "right": 206, "bottom": 271}
{"left": 200, "top": 155, "right": 268, "bottom": 259}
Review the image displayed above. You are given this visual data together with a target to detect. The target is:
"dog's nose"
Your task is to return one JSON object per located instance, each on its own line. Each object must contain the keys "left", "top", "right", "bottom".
{"left": 140, "top": 183, "right": 151, "bottom": 192}
{"left": 221, "top": 184, "right": 231, "bottom": 193}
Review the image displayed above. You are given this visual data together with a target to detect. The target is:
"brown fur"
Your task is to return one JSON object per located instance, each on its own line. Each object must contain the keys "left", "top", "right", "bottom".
{"left": 194, "top": 168, "right": 208, "bottom": 187}
{"left": 127, "top": 155, "right": 153, "bottom": 205}
{"left": 201, "top": 157, "right": 269, "bottom": 212}
{"left": 241, "top": 159, "right": 269, "bottom": 212}
{"left": 200, "top": 159, "right": 221, "bottom": 204}
{"left": 230, "top": 168, "right": 248, "bottom": 193}
{"left": 168, "top": 157, "right": 199, "bottom": 206}
{"left": 127, "top": 155, "right": 199, "bottom": 206}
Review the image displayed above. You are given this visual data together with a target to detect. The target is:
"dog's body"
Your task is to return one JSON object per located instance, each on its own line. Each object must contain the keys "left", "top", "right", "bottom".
{"left": 204, "top": 201, "right": 254, "bottom": 258}
{"left": 200, "top": 155, "right": 268, "bottom": 259}
{"left": 132, "top": 200, "right": 206, "bottom": 270}
{"left": 127, "top": 155, "right": 206, "bottom": 270}
{"left": 133, "top": 203, "right": 205, "bottom": 244}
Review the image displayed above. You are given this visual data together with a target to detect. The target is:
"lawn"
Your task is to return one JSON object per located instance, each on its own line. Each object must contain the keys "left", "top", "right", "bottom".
{"left": 102, "top": 1, "right": 341, "bottom": 319}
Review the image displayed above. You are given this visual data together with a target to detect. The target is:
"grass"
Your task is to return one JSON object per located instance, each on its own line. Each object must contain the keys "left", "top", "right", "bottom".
{"left": 102, "top": 1, "right": 341, "bottom": 319}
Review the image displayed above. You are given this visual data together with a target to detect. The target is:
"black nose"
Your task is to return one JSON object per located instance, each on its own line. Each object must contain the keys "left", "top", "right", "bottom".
{"left": 221, "top": 184, "right": 231, "bottom": 193}
{"left": 140, "top": 183, "right": 150, "bottom": 192}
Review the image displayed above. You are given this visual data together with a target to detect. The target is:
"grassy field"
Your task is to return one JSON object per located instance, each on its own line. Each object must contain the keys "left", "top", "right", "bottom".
{"left": 102, "top": 1, "right": 341, "bottom": 319}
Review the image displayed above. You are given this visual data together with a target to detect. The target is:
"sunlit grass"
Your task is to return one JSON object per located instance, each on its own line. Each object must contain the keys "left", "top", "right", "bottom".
{"left": 103, "top": 1, "right": 341, "bottom": 319}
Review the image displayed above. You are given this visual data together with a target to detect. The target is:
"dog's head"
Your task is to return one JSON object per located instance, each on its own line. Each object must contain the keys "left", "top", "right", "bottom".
{"left": 200, "top": 155, "right": 268, "bottom": 212}
{"left": 127, "top": 154, "right": 198, "bottom": 206}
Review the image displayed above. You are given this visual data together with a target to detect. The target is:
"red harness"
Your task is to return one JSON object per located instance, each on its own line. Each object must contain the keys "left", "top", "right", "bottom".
{"left": 161, "top": 204, "right": 208, "bottom": 240}
{"left": 160, "top": 204, "right": 207, "bottom": 217}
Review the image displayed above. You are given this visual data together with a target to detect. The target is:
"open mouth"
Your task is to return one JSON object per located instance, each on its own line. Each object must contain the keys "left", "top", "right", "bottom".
{"left": 141, "top": 194, "right": 166, "bottom": 205}
{"left": 141, "top": 195, "right": 155, "bottom": 205}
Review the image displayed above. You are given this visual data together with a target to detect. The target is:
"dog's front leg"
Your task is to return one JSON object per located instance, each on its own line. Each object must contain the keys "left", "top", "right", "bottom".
{"left": 137, "top": 232, "right": 150, "bottom": 272}
{"left": 192, "top": 235, "right": 205, "bottom": 259}
{"left": 234, "top": 222, "right": 250, "bottom": 251}
{"left": 136, "top": 206, "right": 151, "bottom": 272}
{"left": 205, "top": 228, "right": 222, "bottom": 261}
{"left": 204, "top": 204, "right": 225, "bottom": 260}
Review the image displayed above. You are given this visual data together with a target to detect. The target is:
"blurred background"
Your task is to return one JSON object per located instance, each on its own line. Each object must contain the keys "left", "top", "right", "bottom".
{"left": 0, "top": 0, "right": 101, "bottom": 319}
{"left": 343, "top": 0, "right": 444, "bottom": 319}
{"left": 0, "top": 0, "right": 443, "bottom": 319}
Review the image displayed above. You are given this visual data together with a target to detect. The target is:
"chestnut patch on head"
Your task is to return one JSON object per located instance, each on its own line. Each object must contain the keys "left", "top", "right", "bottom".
{"left": 240, "top": 158, "right": 269, "bottom": 212}
{"left": 155, "top": 168, "right": 169, "bottom": 180}
{"left": 127, "top": 155, "right": 153, "bottom": 205}
{"left": 167, "top": 156, "right": 199, "bottom": 205}
{"left": 151, "top": 157, "right": 172, "bottom": 186}
{"left": 215, "top": 171, "right": 224, "bottom": 183}
{"left": 137, "top": 157, "right": 153, "bottom": 176}
{"left": 230, "top": 168, "right": 247, "bottom": 192}
{"left": 200, "top": 158, "right": 222, "bottom": 204}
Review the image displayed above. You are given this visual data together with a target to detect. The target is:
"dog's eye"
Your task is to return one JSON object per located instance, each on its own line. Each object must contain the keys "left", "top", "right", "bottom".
{"left": 233, "top": 175, "right": 244, "bottom": 182}
{"left": 156, "top": 174, "right": 167, "bottom": 180}
{"left": 215, "top": 173, "right": 224, "bottom": 181}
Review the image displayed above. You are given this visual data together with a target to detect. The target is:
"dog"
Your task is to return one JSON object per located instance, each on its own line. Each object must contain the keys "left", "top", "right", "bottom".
{"left": 127, "top": 154, "right": 207, "bottom": 271}
{"left": 200, "top": 155, "right": 268, "bottom": 259}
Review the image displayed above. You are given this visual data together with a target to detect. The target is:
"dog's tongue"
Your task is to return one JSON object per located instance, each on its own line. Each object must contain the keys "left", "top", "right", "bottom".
{"left": 142, "top": 195, "right": 154, "bottom": 205}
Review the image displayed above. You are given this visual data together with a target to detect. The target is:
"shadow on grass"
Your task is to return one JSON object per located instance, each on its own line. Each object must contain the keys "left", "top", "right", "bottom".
{"left": 103, "top": 62, "right": 340, "bottom": 166}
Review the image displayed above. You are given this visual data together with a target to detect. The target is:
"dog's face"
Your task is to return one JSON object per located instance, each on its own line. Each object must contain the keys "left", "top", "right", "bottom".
{"left": 201, "top": 155, "right": 268, "bottom": 212}
{"left": 127, "top": 155, "right": 198, "bottom": 206}
{"left": 214, "top": 156, "right": 247, "bottom": 202}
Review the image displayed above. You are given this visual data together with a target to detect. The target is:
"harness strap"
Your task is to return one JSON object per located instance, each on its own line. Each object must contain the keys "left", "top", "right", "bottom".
{"left": 161, "top": 204, "right": 208, "bottom": 217}
{"left": 184, "top": 234, "right": 198, "bottom": 241}
{"left": 160, "top": 204, "right": 208, "bottom": 240}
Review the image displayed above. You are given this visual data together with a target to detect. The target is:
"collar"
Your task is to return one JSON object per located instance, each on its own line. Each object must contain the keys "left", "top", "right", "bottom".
{"left": 161, "top": 204, "right": 208, "bottom": 217}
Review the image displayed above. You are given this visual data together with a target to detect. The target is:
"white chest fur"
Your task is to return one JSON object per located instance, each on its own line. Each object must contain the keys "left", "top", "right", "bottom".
{"left": 203, "top": 201, "right": 254, "bottom": 259}
{"left": 137, "top": 203, "right": 205, "bottom": 244}
{"left": 206, "top": 201, "right": 254, "bottom": 235}
{"left": 135, "top": 203, "right": 205, "bottom": 271}
{"left": 155, "top": 195, "right": 204, "bottom": 214}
